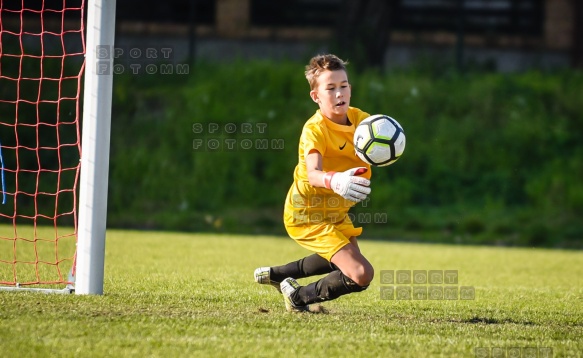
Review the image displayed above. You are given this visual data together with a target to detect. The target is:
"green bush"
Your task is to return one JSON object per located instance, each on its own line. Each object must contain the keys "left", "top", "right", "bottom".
{"left": 103, "top": 60, "right": 583, "bottom": 247}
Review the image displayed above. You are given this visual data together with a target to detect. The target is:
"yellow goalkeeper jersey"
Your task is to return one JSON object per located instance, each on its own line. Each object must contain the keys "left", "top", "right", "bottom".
{"left": 284, "top": 107, "right": 372, "bottom": 228}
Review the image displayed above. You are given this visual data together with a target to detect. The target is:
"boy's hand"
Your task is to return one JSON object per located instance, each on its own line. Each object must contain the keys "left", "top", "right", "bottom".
{"left": 323, "top": 167, "right": 371, "bottom": 203}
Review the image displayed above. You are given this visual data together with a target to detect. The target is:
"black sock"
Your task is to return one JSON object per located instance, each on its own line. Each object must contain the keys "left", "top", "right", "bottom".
{"left": 292, "top": 270, "right": 369, "bottom": 306}
{"left": 270, "top": 254, "right": 337, "bottom": 282}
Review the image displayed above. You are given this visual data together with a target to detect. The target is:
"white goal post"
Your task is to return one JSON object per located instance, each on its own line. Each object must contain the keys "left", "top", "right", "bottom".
{"left": 76, "top": 0, "right": 117, "bottom": 295}
{"left": 0, "top": 0, "right": 116, "bottom": 295}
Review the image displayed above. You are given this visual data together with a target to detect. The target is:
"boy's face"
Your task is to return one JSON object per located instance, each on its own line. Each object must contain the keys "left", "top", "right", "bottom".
{"left": 310, "top": 69, "right": 351, "bottom": 123}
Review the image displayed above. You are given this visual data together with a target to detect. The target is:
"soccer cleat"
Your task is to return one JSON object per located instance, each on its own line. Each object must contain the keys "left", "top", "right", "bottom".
{"left": 280, "top": 277, "right": 309, "bottom": 312}
{"left": 254, "top": 267, "right": 281, "bottom": 292}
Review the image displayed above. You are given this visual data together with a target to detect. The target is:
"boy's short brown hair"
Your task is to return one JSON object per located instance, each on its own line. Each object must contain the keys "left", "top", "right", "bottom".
{"left": 305, "top": 54, "right": 348, "bottom": 90}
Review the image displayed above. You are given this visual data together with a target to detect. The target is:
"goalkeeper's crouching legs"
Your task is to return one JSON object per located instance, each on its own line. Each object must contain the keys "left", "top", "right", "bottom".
{"left": 288, "top": 242, "right": 374, "bottom": 306}
{"left": 288, "top": 269, "right": 372, "bottom": 307}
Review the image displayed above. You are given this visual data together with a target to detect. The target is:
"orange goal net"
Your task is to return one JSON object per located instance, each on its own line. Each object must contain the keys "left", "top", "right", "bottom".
{"left": 0, "top": 0, "right": 85, "bottom": 290}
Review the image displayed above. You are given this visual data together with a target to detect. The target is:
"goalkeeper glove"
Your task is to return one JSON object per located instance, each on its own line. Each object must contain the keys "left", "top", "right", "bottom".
{"left": 323, "top": 167, "right": 371, "bottom": 203}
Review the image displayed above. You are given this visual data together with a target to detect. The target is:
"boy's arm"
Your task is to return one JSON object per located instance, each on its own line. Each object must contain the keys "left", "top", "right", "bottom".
{"left": 306, "top": 149, "right": 326, "bottom": 188}
{"left": 305, "top": 149, "right": 371, "bottom": 202}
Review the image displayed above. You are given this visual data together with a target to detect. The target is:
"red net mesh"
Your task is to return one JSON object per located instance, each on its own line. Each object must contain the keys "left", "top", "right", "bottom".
{"left": 0, "top": 1, "right": 85, "bottom": 287}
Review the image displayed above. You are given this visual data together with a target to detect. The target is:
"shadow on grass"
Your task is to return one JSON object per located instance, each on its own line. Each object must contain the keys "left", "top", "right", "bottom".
{"left": 451, "top": 316, "right": 535, "bottom": 325}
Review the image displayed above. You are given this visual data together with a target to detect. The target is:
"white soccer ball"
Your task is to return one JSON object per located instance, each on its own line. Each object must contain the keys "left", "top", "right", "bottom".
{"left": 353, "top": 114, "right": 406, "bottom": 167}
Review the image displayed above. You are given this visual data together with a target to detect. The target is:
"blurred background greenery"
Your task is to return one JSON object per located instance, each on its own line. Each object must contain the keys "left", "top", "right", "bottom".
{"left": 101, "top": 60, "right": 583, "bottom": 248}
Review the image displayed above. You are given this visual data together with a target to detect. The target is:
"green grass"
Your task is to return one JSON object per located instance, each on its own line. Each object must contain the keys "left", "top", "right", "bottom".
{"left": 1, "top": 228, "right": 582, "bottom": 357}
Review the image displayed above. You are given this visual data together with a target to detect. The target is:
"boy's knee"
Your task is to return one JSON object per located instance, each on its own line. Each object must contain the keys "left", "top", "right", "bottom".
{"left": 346, "top": 264, "right": 374, "bottom": 287}
{"left": 359, "top": 264, "right": 374, "bottom": 286}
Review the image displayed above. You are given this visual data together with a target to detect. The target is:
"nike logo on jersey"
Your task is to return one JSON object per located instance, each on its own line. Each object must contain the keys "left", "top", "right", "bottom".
{"left": 339, "top": 142, "right": 347, "bottom": 150}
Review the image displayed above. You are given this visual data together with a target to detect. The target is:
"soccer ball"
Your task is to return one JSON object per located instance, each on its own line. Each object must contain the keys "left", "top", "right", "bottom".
{"left": 353, "top": 114, "right": 406, "bottom": 167}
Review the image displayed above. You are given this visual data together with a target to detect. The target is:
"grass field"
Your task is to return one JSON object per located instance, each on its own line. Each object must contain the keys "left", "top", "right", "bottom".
{"left": 0, "top": 228, "right": 582, "bottom": 357}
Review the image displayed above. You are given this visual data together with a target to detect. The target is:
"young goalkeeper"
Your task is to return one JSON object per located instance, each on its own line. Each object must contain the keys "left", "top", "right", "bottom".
{"left": 254, "top": 54, "right": 374, "bottom": 312}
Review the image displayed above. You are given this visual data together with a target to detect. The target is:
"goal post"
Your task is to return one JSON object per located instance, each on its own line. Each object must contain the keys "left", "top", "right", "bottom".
{"left": 0, "top": 0, "right": 116, "bottom": 295}
{"left": 76, "top": 0, "right": 116, "bottom": 295}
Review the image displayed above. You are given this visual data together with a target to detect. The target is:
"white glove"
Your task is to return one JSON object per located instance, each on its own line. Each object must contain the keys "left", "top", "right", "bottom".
{"left": 323, "top": 167, "right": 371, "bottom": 202}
